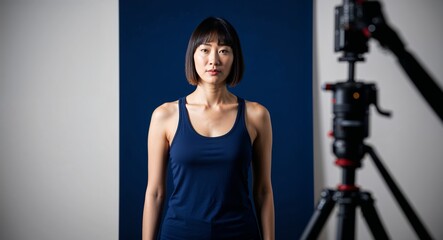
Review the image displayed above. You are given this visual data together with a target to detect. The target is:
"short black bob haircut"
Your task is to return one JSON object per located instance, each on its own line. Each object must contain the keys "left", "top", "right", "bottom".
{"left": 185, "top": 17, "right": 244, "bottom": 87}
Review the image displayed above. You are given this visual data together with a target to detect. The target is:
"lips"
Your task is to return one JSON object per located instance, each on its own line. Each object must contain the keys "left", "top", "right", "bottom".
{"left": 206, "top": 69, "right": 221, "bottom": 75}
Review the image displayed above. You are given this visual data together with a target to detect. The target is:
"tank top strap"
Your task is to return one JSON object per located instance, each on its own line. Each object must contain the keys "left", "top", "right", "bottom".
{"left": 178, "top": 97, "right": 186, "bottom": 116}
{"left": 236, "top": 96, "right": 246, "bottom": 128}
{"left": 177, "top": 97, "right": 189, "bottom": 131}
{"left": 236, "top": 96, "right": 244, "bottom": 114}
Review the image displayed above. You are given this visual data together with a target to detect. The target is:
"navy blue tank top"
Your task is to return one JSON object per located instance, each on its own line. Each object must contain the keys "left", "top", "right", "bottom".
{"left": 160, "top": 96, "right": 261, "bottom": 240}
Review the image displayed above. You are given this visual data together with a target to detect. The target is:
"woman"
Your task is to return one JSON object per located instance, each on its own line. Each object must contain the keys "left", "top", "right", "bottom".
{"left": 143, "top": 17, "right": 274, "bottom": 240}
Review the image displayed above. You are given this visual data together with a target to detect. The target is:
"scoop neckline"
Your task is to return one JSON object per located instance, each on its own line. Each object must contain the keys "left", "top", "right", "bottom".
{"left": 183, "top": 96, "right": 240, "bottom": 139}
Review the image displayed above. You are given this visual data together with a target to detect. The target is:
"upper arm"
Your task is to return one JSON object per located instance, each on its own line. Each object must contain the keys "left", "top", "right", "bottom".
{"left": 246, "top": 102, "right": 273, "bottom": 193}
{"left": 146, "top": 103, "right": 177, "bottom": 196}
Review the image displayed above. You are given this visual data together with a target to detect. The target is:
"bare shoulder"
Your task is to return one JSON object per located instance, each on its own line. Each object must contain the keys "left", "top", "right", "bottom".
{"left": 150, "top": 101, "right": 179, "bottom": 122}
{"left": 244, "top": 100, "right": 272, "bottom": 144}
{"left": 245, "top": 101, "right": 271, "bottom": 122}
{"left": 149, "top": 101, "right": 179, "bottom": 143}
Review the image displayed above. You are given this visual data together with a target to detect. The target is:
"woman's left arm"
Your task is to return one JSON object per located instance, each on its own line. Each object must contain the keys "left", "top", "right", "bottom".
{"left": 248, "top": 102, "right": 275, "bottom": 240}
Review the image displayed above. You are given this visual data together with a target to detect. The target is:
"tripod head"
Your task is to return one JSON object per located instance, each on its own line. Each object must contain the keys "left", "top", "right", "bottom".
{"left": 326, "top": 0, "right": 392, "bottom": 163}
{"left": 324, "top": 81, "right": 389, "bottom": 162}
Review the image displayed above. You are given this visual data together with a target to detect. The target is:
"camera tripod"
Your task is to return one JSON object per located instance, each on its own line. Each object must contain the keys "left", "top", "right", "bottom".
{"left": 301, "top": 58, "right": 434, "bottom": 239}
{"left": 301, "top": 0, "right": 441, "bottom": 238}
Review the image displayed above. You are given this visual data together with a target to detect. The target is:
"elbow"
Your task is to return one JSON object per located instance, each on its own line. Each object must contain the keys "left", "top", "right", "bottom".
{"left": 145, "top": 186, "right": 166, "bottom": 203}
{"left": 253, "top": 184, "right": 273, "bottom": 202}
{"left": 149, "top": 191, "right": 165, "bottom": 202}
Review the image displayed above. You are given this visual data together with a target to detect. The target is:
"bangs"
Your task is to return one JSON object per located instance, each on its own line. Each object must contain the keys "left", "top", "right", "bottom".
{"left": 195, "top": 28, "right": 233, "bottom": 47}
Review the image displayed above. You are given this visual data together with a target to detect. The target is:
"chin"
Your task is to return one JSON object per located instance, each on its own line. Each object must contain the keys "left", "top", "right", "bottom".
{"left": 200, "top": 77, "right": 227, "bottom": 85}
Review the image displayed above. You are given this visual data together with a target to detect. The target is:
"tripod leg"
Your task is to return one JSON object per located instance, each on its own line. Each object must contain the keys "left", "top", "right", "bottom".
{"left": 335, "top": 191, "right": 357, "bottom": 240}
{"left": 300, "top": 189, "right": 336, "bottom": 240}
{"left": 359, "top": 191, "right": 390, "bottom": 239}
{"left": 365, "top": 145, "right": 433, "bottom": 240}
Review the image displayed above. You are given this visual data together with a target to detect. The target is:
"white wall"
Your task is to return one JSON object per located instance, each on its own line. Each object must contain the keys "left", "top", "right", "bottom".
{"left": 314, "top": 0, "right": 443, "bottom": 239}
{"left": 0, "top": 1, "right": 119, "bottom": 240}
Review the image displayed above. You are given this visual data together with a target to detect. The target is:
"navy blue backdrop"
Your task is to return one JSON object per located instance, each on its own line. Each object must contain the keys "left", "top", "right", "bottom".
{"left": 120, "top": 1, "right": 313, "bottom": 239}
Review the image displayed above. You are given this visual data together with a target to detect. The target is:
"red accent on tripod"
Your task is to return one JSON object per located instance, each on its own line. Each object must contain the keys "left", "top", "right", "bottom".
{"left": 338, "top": 184, "right": 359, "bottom": 192}
{"left": 335, "top": 158, "right": 360, "bottom": 167}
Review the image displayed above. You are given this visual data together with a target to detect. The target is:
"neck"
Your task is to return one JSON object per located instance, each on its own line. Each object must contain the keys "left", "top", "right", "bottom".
{"left": 189, "top": 83, "right": 235, "bottom": 107}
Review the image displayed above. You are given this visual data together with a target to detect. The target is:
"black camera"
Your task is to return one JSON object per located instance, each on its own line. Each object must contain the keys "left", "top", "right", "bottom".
{"left": 334, "top": 0, "right": 385, "bottom": 61}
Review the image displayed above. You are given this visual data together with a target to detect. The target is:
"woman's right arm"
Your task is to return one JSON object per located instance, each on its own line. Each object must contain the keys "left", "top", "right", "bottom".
{"left": 142, "top": 104, "right": 175, "bottom": 240}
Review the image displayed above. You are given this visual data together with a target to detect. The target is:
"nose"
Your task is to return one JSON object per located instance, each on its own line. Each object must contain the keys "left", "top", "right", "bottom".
{"left": 209, "top": 51, "right": 220, "bottom": 66}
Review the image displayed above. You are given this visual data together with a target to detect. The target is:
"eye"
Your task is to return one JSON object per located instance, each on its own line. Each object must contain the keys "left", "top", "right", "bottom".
{"left": 200, "top": 48, "right": 209, "bottom": 53}
{"left": 219, "top": 49, "right": 230, "bottom": 54}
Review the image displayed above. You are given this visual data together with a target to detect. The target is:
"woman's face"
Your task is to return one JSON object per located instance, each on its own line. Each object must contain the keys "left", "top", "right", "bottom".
{"left": 193, "top": 41, "right": 234, "bottom": 86}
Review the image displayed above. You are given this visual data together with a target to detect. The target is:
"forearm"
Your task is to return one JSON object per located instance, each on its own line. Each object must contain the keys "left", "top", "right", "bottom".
{"left": 254, "top": 189, "right": 275, "bottom": 240}
{"left": 142, "top": 191, "right": 165, "bottom": 240}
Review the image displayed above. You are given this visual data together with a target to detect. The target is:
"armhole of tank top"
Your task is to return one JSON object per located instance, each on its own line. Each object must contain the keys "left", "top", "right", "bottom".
{"left": 168, "top": 98, "right": 182, "bottom": 149}
{"left": 240, "top": 97, "right": 254, "bottom": 146}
